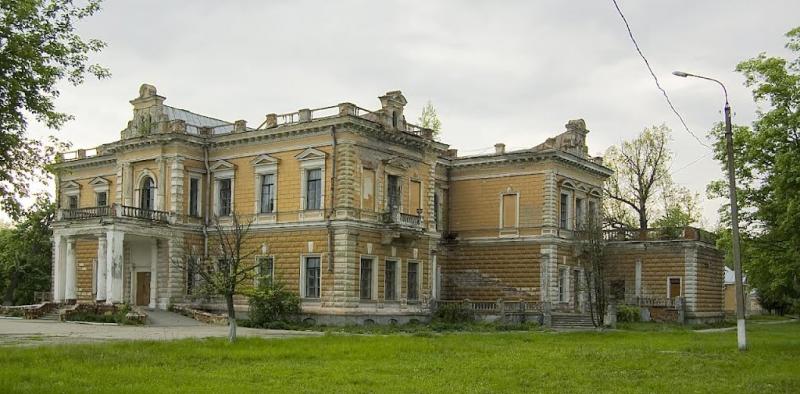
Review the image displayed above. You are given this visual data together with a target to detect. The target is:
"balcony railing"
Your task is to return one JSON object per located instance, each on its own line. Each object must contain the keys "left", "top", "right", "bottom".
{"left": 600, "top": 227, "right": 717, "bottom": 245}
{"left": 60, "top": 206, "right": 111, "bottom": 220}
{"left": 383, "top": 207, "right": 423, "bottom": 228}
{"left": 58, "top": 204, "right": 171, "bottom": 224}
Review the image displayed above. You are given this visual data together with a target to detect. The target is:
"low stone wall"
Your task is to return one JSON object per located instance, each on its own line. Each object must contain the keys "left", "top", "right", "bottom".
{"left": 171, "top": 304, "right": 228, "bottom": 325}
{"left": 0, "top": 303, "right": 56, "bottom": 319}
{"left": 299, "top": 312, "right": 430, "bottom": 326}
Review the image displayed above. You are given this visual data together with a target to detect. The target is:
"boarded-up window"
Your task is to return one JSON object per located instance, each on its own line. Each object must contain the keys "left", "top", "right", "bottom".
{"left": 409, "top": 180, "right": 421, "bottom": 215}
{"left": 362, "top": 169, "right": 375, "bottom": 211}
{"left": 502, "top": 194, "right": 518, "bottom": 228}
{"left": 668, "top": 277, "right": 682, "bottom": 299}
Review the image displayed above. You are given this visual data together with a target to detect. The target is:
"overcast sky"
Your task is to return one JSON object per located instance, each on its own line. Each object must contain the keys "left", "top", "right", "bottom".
{"left": 24, "top": 0, "right": 800, "bottom": 227}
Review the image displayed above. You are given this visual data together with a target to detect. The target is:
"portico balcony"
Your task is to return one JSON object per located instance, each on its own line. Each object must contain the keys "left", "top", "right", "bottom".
{"left": 57, "top": 203, "right": 173, "bottom": 224}
{"left": 382, "top": 207, "right": 424, "bottom": 230}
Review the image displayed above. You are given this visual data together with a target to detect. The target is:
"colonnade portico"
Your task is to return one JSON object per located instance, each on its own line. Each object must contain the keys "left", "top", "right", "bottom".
{"left": 51, "top": 225, "right": 172, "bottom": 308}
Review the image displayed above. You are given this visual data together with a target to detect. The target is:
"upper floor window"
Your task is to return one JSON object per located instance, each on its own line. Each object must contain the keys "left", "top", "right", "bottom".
{"left": 260, "top": 174, "right": 275, "bottom": 213}
{"left": 387, "top": 174, "right": 401, "bottom": 211}
{"left": 305, "top": 169, "right": 321, "bottom": 210}
{"left": 575, "top": 197, "right": 585, "bottom": 229}
{"left": 409, "top": 180, "right": 421, "bottom": 215}
{"left": 501, "top": 193, "right": 518, "bottom": 229}
{"left": 68, "top": 195, "right": 78, "bottom": 210}
{"left": 189, "top": 177, "right": 200, "bottom": 217}
{"left": 560, "top": 192, "right": 571, "bottom": 229}
{"left": 433, "top": 191, "right": 440, "bottom": 230}
{"left": 361, "top": 169, "right": 375, "bottom": 211}
{"left": 140, "top": 176, "right": 155, "bottom": 211}
{"left": 218, "top": 178, "right": 232, "bottom": 216}
{"left": 96, "top": 191, "right": 107, "bottom": 207}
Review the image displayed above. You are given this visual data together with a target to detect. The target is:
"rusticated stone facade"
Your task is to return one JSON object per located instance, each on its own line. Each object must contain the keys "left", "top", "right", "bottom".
{"left": 50, "top": 84, "right": 725, "bottom": 323}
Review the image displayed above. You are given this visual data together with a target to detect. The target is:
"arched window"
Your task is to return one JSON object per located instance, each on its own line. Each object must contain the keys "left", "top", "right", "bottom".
{"left": 140, "top": 176, "right": 155, "bottom": 210}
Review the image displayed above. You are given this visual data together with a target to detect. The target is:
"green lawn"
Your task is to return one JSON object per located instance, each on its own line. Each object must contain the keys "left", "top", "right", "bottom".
{"left": 1, "top": 322, "right": 798, "bottom": 393}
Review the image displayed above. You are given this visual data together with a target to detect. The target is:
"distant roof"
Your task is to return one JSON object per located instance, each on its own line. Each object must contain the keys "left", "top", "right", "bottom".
{"left": 163, "top": 105, "right": 233, "bottom": 134}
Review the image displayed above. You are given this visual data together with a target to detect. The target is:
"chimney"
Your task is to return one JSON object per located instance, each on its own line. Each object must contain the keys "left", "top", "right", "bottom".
{"left": 234, "top": 119, "right": 247, "bottom": 132}
{"left": 494, "top": 143, "right": 506, "bottom": 155}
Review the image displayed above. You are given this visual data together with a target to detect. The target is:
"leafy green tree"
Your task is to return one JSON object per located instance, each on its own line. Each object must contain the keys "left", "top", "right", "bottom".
{"left": 707, "top": 27, "right": 800, "bottom": 312}
{"left": 0, "top": 0, "right": 108, "bottom": 219}
{"left": 0, "top": 197, "right": 55, "bottom": 305}
{"left": 418, "top": 100, "right": 442, "bottom": 139}
{"left": 603, "top": 125, "right": 701, "bottom": 230}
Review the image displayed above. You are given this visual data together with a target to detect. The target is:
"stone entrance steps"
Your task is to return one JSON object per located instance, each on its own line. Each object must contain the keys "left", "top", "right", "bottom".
{"left": 38, "top": 309, "right": 62, "bottom": 321}
{"left": 551, "top": 313, "right": 596, "bottom": 330}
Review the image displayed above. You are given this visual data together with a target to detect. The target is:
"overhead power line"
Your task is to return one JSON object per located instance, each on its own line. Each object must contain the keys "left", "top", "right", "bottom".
{"left": 610, "top": 0, "right": 711, "bottom": 149}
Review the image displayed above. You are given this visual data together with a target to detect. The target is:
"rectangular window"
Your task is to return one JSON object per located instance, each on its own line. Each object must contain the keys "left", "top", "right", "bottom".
{"left": 260, "top": 174, "right": 275, "bottom": 213}
{"left": 186, "top": 257, "right": 198, "bottom": 295}
{"left": 219, "top": 178, "right": 232, "bottom": 216}
{"left": 305, "top": 257, "right": 321, "bottom": 299}
{"left": 502, "top": 194, "right": 518, "bottom": 228}
{"left": 96, "top": 192, "right": 107, "bottom": 207}
{"left": 68, "top": 195, "right": 78, "bottom": 210}
{"left": 409, "top": 180, "right": 421, "bottom": 215}
{"left": 558, "top": 268, "right": 568, "bottom": 302}
{"left": 189, "top": 178, "right": 200, "bottom": 217}
{"left": 407, "top": 262, "right": 419, "bottom": 301}
{"left": 360, "top": 258, "right": 373, "bottom": 300}
{"left": 433, "top": 191, "right": 440, "bottom": 230}
{"left": 588, "top": 200, "right": 597, "bottom": 223}
{"left": 610, "top": 280, "right": 626, "bottom": 301}
{"left": 385, "top": 260, "right": 397, "bottom": 301}
{"left": 575, "top": 198, "right": 585, "bottom": 229}
{"left": 668, "top": 277, "right": 682, "bottom": 299}
{"left": 560, "top": 193, "right": 569, "bottom": 229}
{"left": 256, "top": 256, "right": 274, "bottom": 286}
{"left": 306, "top": 169, "right": 321, "bottom": 210}
{"left": 361, "top": 169, "right": 375, "bottom": 211}
{"left": 387, "top": 175, "right": 400, "bottom": 210}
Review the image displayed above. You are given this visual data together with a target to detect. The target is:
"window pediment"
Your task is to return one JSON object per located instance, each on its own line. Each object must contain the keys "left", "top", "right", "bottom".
{"left": 295, "top": 148, "right": 326, "bottom": 161}
{"left": 88, "top": 177, "right": 110, "bottom": 192}
{"left": 62, "top": 180, "right": 81, "bottom": 191}
{"left": 210, "top": 160, "right": 236, "bottom": 178}
{"left": 385, "top": 157, "right": 411, "bottom": 171}
{"left": 252, "top": 154, "right": 279, "bottom": 174}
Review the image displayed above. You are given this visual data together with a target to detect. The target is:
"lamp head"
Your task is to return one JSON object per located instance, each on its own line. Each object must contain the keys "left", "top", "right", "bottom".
{"left": 672, "top": 71, "right": 690, "bottom": 78}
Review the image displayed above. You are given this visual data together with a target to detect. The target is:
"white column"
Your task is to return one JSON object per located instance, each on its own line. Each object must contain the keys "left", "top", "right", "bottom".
{"left": 65, "top": 238, "right": 77, "bottom": 301}
{"left": 106, "top": 230, "right": 125, "bottom": 304}
{"left": 96, "top": 235, "right": 107, "bottom": 301}
{"left": 53, "top": 235, "right": 65, "bottom": 302}
{"left": 149, "top": 238, "right": 158, "bottom": 309}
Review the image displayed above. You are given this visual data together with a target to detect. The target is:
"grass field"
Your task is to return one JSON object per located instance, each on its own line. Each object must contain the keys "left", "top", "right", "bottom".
{"left": 1, "top": 322, "right": 798, "bottom": 393}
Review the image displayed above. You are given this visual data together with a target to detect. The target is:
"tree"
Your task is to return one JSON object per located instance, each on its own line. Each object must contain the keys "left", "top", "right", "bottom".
{"left": 176, "top": 214, "right": 259, "bottom": 342}
{"left": 418, "top": 100, "right": 442, "bottom": 139}
{"left": 0, "top": 197, "right": 55, "bottom": 305}
{"left": 576, "top": 212, "right": 607, "bottom": 327}
{"left": 603, "top": 125, "right": 701, "bottom": 230}
{"left": 707, "top": 27, "right": 800, "bottom": 312}
{"left": 0, "top": 0, "right": 109, "bottom": 219}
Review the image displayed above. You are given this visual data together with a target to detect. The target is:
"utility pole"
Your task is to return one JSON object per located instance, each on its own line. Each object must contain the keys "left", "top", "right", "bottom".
{"left": 673, "top": 70, "right": 746, "bottom": 351}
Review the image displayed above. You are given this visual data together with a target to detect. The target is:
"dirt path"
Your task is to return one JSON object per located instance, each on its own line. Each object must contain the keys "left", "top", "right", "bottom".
{"left": 0, "top": 316, "right": 321, "bottom": 347}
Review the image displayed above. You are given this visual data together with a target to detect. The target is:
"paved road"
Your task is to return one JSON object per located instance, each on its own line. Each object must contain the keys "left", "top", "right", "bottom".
{"left": 0, "top": 312, "right": 321, "bottom": 347}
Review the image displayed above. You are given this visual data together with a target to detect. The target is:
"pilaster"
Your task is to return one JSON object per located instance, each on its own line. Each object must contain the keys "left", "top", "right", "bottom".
{"left": 106, "top": 230, "right": 125, "bottom": 303}
{"left": 331, "top": 227, "right": 358, "bottom": 308}
{"left": 150, "top": 238, "right": 158, "bottom": 308}
{"left": 169, "top": 156, "right": 185, "bottom": 216}
{"left": 684, "top": 245, "right": 698, "bottom": 312}
{"left": 96, "top": 235, "right": 107, "bottom": 301}
{"left": 542, "top": 170, "right": 558, "bottom": 235}
{"left": 53, "top": 235, "right": 65, "bottom": 302}
{"left": 65, "top": 238, "right": 77, "bottom": 301}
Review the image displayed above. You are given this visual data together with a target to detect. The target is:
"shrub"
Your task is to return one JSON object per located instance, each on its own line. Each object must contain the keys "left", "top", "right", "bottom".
{"left": 433, "top": 302, "right": 474, "bottom": 324}
{"left": 617, "top": 305, "right": 641, "bottom": 323}
{"left": 248, "top": 278, "right": 301, "bottom": 328}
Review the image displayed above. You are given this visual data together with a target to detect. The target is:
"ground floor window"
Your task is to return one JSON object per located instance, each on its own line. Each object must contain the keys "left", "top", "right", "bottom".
{"left": 304, "top": 257, "right": 321, "bottom": 299}
{"left": 558, "top": 268, "right": 568, "bottom": 302}
{"left": 407, "top": 262, "right": 418, "bottom": 301}
{"left": 256, "top": 256, "right": 274, "bottom": 286}
{"left": 385, "top": 260, "right": 397, "bottom": 301}
{"left": 668, "top": 277, "right": 682, "bottom": 299}
{"left": 360, "top": 258, "right": 373, "bottom": 300}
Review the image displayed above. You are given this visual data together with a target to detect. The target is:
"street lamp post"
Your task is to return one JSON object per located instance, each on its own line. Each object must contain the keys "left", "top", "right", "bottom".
{"left": 673, "top": 70, "right": 747, "bottom": 351}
